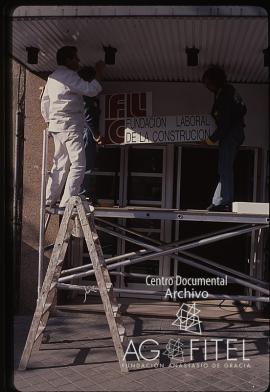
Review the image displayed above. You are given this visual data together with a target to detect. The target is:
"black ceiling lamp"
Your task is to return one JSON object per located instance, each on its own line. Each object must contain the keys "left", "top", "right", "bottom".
{"left": 185, "top": 46, "right": 200, "bottom": 67}
{"left": 263, "top": 47, "right": 269, "bottom": 67}
{"left": 103, "top": 45, "right": 117, "bottom": 65}
{"left": 26, "top": 47, "right": 40, "bottom": 64}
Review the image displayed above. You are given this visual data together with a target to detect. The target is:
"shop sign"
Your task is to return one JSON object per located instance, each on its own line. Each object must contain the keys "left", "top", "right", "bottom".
{"left": 101, "top": 92, "right": 152, "bottom": 144}
{"left": 124, "top": 115, "right": 215, "bottom": 144}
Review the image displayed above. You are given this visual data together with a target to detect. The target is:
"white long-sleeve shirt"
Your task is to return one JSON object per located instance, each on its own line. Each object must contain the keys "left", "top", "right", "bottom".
{"left": 41, "top": 65, "right": 102, "bottom": 133}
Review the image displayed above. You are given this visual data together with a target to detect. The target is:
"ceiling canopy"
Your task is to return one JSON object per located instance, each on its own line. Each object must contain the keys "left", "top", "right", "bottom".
{"left": 10, "top": 6, "right": 268, "bottom": 83}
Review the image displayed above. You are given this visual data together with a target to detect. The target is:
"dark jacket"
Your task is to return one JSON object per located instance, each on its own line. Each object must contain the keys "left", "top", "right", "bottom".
{"left": 209, "top": 84, "right": 246, "bottom": 144}
{"left": 83, "top": 95, "right": 101, "bottom": 137}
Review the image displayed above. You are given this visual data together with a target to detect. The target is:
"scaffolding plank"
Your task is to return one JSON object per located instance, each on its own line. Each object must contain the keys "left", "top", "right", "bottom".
{"left": 94, "top": 207, "right": 269, "bottom": 224}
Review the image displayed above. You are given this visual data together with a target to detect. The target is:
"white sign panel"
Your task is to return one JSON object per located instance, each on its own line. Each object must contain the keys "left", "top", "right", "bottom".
{"left": 124, "top": 115, "right": 215, "bottom": 144}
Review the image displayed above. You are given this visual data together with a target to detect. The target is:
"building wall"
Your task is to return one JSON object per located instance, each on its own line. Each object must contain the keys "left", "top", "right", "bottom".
{"left": 19, "top": 67, "right": 58, "bottom": 313}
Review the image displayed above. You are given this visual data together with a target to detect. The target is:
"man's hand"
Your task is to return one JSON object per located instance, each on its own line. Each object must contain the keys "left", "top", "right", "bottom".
{"left": 198, "top": 138, "right": 215, "bottom": 145}
{"left": 197, "top": 139, "right": 207, "bottom": 145}
{"left": 94, "top": 135, "right": 105, "bottom": 145}
{"left": 95, "top": 61, "right": 106, "bottom": 80}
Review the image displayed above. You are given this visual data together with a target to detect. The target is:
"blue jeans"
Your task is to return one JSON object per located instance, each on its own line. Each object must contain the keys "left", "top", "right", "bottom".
{"left": 79, "top": 128, "right": 97, "bottom": 197}
{"left": 212, "top": 133, "right": 244, "bottom": 206}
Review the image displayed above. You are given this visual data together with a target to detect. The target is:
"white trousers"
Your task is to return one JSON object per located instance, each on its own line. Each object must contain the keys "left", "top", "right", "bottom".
{"left": 46, "top": 131, "right": 86, "bottom": 207}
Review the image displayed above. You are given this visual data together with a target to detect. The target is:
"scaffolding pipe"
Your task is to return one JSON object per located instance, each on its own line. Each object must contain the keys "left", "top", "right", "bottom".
{"left": 96, "top": 220, "right": 268, "bottom": 288}
{"left": 58, "top": 224, "right": 270, "bottom": 295}
{"left": 179, "top": 250, "right": 269, "bottom": 288}
{"left": 95, "top": 217, "right": 162, "bottom": 245}
{"left": 100, "top": 224, "right": 267, "bottom": 272}
{"left": 38, "top": 129, "right": 49, "bottom": 296}
{"left": 107, "top": 271, "right": 268, "bottom": 289}
{"left": 44, "top": 213, "right": 51, "bottom": 232}
{"left": 13, "top": 109, "right": 25, "bottom": 311}
{"left": 60, "top": 223, "right": 253, "bottom": 278}
{"left": 96, "top": 224, "right": 160, "bottom": 251}
{"left": 56, "top": 283, "right": 269, "bottom": 302}
{"left": 172, "top": 252, "right": 269, "bottom": 295}
{"left": 60, "top": 249, "right": 150, "bottom": 276}
{"left": 96, "top": 218, "right": 251, "bottom": 249}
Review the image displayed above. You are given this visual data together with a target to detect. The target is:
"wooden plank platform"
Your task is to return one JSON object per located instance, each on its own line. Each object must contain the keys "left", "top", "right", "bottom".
{"left": 94, "top": 206, "right": 269, "bottom": 224}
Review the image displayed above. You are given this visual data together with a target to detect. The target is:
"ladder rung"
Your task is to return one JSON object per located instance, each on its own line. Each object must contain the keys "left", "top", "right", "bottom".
{"left": 106, "top": 282, "right": 113, "bottom": 291}
{"left": 43, "top": 303, "right": 52, "bottom": 314}
{"left": 116, "top": 324, "right": 126, "bottom": 342}
{"left": 117, "top": 325, "right": 125, "bottom": 335}
{"left": 92, "top": 233, "right": 99, "bottom": 241}
{"left": 57, "top": 258, "right": 65, "bottom": 264}
{"left": 35, "top": 325, "right": 46, "bottom": 341}
{"left": 48, "top": 282, "right": 57, "bottom": 291}
{"left": 112, "top": 304, "right": 120, "bottom": 317}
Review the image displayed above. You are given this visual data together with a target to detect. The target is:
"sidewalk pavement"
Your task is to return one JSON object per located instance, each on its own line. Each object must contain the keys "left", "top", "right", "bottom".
{"left": 13, "top": 300, "right": 269, "bottom": 392}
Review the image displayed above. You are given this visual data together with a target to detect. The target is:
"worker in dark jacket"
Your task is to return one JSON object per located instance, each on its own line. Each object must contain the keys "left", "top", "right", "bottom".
{"left": 202, "top": 66, "right": 247, "bottom": 212}
{"left": 78, "top": 66, "right": 103, "bottom": 202}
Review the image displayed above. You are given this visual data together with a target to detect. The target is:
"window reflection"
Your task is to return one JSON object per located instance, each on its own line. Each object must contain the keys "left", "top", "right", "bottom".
{"left": 129, "top": 148, "right": 163, "bottom": 173}
{"left": 128, "top": 177, "right": 162, "bottom": 201}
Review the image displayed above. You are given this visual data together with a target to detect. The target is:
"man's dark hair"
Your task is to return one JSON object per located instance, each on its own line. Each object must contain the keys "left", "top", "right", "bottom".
{"left": 78, "top": 66, "right": 96, "bottom": 82}
{"left": 56, "top": 46, "right": 77, "bottom": 65}
{"left": 202, "top": 66, "right": 227, "bottom": 88}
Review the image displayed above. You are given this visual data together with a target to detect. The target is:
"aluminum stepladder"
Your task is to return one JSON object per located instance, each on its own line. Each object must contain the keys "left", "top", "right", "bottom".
{"left": 19, "top": 196, "right": 128, "bottom": 372}
{"left": 19, "top": 128, "right": 128, "bottom": 372}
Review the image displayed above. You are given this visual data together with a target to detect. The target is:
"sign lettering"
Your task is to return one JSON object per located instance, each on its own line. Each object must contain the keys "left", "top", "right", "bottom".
{"left": 124, "top": 115, "right": 215, "bottom": 144}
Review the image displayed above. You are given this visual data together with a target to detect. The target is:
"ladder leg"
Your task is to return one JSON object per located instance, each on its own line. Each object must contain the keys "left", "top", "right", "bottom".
{"left": 18, "top": 202, "right": 74, "bottom": 370}
{"left": 88, "top": 217, "right": 127, "bottom": 344}
{"left": 76, "top": 199, "right": 129, "bottom": 373}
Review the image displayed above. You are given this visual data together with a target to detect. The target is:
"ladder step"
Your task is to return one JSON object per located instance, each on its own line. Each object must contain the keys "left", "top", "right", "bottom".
{"left": 112, "top": 304, "right": 120, "bottom": 317}
{"left": 35, "top": 325, "right": 46, "bottom": 341}
{"left": 43, "top": 303, "right": 52, "bottom": 314}
{"left": 19, "top": 196, "right": 129, "bottom": 373}
{"left": 92, "top": 233, "right": 99, "bottom": 242}
{"left": 57, "top": 257, "right": 66, "bottom": 264}
{"left": 115, "top": 322, "right": 126, "bottom": 342}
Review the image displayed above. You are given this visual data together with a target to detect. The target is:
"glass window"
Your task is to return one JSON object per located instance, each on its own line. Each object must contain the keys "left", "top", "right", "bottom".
{"left": 179, "top": 147, "right": 255, "bottom": 209}
{"left": 129, "top": 148, "right": 163, "bottom": 173}
{"left": 95, "top": 175, "right": 119, "bottom": 200}
{"left": 128, "top": 177, "right": 162, "bottom": 201}
{"left": 95, "top": 147, "right": 120, "bottom": 172}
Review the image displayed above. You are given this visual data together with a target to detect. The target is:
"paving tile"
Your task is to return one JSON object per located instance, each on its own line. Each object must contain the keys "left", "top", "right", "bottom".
{"left": 56, "top": 385, "right": 82, "bottom": 391}
{"left": 212, "top": 380, "right": 237, "bottom": 390}
{"left": 13, "top": 381, "right": 32, "bottom": 389}
{"left": 28, "top": 385, "right": 58, "bottom": 392}
{"left": 71, "top": 380, "right": 102, "bottom": 390}
{"left": 166, "top": 383, "right": 193, "bottom": 391}
{"left": 49, "top": 378, "right": 73, "bottom": 387}
{"left": 66, "top": 374, "right": 89, "bottom": 383}
{"left": 13, "top": 311, "right": 269, "bottom": 392}
{"left": 235, "top": 382, "right": 261, "bottom": 391}
{"left": 13, "top": 382, "right": 32, "bottom": 391}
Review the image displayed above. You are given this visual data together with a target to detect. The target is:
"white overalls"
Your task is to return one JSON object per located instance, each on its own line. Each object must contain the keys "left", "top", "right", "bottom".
{"left": 41, "top": 65, "right": 102, "bottom": 207}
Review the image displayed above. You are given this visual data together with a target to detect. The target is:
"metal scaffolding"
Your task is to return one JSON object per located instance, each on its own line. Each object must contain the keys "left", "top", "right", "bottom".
{"left": 40, "top": 129, "right": 269, "bottom": 304}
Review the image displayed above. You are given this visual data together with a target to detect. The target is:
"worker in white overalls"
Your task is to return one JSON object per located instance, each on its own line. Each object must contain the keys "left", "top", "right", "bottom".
{"left": 41, "top": 46, "right": 105, "bottom": 210}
